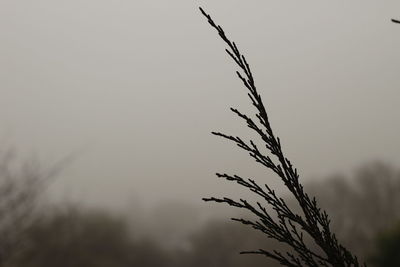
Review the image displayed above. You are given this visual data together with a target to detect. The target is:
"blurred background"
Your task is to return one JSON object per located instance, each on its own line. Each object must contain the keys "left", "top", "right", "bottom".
{"left": 1, "top": 0, "right": 400, "bottom": 266}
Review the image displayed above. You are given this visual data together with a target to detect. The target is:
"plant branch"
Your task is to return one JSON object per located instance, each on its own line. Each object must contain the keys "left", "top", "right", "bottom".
{"left": 200, "top": 6, "right": 365, "bottom": 267}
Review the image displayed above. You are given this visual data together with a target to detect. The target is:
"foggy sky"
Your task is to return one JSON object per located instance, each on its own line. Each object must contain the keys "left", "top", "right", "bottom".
{"left": 1, "top": 0, "right": 400, "bottom": 211}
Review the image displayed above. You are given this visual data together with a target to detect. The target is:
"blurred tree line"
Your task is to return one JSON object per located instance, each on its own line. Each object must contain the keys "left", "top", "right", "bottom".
{"left": 0, "top": 150, "right": 399, "bottom": 267}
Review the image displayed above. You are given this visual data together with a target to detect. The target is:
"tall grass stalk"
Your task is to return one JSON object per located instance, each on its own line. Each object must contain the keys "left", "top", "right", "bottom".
{"left": 200, "top": 7, "right": 365, "bottom": 267}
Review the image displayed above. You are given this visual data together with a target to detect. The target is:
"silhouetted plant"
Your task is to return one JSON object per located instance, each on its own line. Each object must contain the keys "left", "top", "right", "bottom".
{"left": 200, "top": 7, "right": 365, "bottom": 267}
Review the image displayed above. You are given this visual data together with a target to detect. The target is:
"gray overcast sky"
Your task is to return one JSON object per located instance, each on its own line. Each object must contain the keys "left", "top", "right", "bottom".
{"left": 1, "top": 0, "right": 400, "bottom": 211}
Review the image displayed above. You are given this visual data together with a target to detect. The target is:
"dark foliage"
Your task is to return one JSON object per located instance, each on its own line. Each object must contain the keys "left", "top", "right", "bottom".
{"left": 3, "top": 162, "right": 399, "bottom": 267}
{"left": 305, "top": 162, "right": 400, "bottom": 262}
{"left": 199, "top": 7, "right": 365, "bottom": 267}
{"left": 8, "top": 207, "right": 173, "bottom": 267}
{"left": 0, "top": 148, "right": 66, "bottom": 266}
{"left": 370, "top": 222, "right": 400, "bottom": 267}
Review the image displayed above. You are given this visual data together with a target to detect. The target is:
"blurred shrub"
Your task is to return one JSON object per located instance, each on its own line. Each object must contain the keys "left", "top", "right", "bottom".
{"left": 9, "top": 207, "right": 172, "bottom": 267}
{"left": 306, "top": 162, "right": 400, "bottom": 263}
{"left": 370, "top": 222, "right": 400, "bottom": 267}
{"left": 185, "top": 219, "right": 283, "bottom": 267}
{"left": 2, "top": 160, "right": 400, "bottom": 267}
{"left": 0, "top": 147, "right": 59, "bottom": 266}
